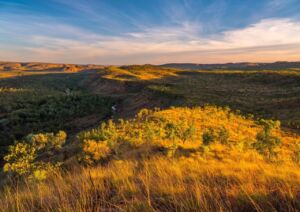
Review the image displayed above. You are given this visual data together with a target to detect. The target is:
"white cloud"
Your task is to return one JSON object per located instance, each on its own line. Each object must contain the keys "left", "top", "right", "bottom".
{"left": 1, "top": 18, "right": 300, "bottom": 64}
{"left": 217, "top": 18, "right": 300, "bottom": 48}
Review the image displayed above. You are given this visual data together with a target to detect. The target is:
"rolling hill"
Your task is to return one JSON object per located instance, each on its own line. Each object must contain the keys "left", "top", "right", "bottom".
{"left": 161, "top": 61, "right": 300, "bottom": 70}
{"left": 0, "top": 61, "right": 299, "bottom": 211}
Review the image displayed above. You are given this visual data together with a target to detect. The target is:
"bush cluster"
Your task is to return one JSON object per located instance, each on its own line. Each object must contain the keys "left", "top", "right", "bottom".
{"left": 3, "top": 106, "right": 299, "bottom": 181}
{"left": 78, "top": 109, "right": 197, "bottom": 162}
{"left": 3, "top": 131, "right": 66, "bottom": 180}
{"left": 253, "top": 119, "right": 281, "bottom": 160}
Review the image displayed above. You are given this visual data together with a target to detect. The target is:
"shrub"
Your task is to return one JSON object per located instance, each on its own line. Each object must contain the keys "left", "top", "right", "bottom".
{"left": 78, "top": 121, "right": 117, "bottom": 143}
{"left": 3, "top": 131, "right": 67, "bottom": 180}
{"left": 26, "top": 131, "right": 66, "bottom": 151}
{"left": 164, "top": 123, "right": 179, "bottom": 156}
{"left": 218, "top": 127, "right": 230, "bottom": 145}
{"left": 202, "top": 128, "right": 216, "bottom": 146}
{"left": 253, "top": 120, "right": 281, "bottom": 160}
{"left": 81, "top": 140, "right": 111, "bottom": 165}
{"left": 180, "top": 123, "right": 196, "bottom": 143}
{"left": 3, "top": 142, "right": 36, "bottom": 176}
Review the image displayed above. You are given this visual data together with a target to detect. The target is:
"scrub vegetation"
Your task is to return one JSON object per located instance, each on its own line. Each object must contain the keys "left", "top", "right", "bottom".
{"left": 0, "top": 62, "right": 299, "bottom": 211}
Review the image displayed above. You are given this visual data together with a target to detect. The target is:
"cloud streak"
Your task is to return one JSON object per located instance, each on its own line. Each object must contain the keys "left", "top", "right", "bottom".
{"left": 1, "top": 13, "right": 300, "bottom": 64}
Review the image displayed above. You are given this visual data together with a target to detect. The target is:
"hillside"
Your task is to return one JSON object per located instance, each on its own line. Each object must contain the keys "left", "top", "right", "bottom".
{"left": 89, "top": 65, "right": 300, "bottom": 131}
{"left": 161, "top": 61, "right": 300, "bottom": 70}
{"left": 1, "top": 63, "right": 300, "bottom": 151}
{"left": 0, "top": 62, "right": 299, "bottom": 211}
{"left": 0, "top": 62, "right": 105, "bottom": 78}
{"left": 1, "top": 106, "right": 300, "bottom": 211}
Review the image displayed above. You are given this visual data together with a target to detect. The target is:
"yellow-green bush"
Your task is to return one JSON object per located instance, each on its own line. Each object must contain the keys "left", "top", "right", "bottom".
{"left": 253, "top": 119, "right": 282, "bottom": 160}
{"left": 3, "top": 131, "right": 66, "bottom": 180}
{"left": 81, "top": 140, "right": 111, "bottom": 165}
{"left": 78, "top": 106, "right": 300, "bottom": 164}
{"left": 27, "top": 131, "right": 66, "bottom": 150}
{"left": 3, "top": 142, "right": 36, "bottom": 176}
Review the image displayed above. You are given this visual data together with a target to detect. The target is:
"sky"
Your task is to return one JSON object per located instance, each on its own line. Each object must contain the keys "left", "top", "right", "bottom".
{"left": 0, "top": 0, "right": 300, "bottom": 65}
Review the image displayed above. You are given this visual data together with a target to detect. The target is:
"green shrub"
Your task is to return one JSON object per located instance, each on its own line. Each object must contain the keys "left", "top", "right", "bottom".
{"left": 219, "top": 127, "right": 230, "bottom": 145}
{"left": 202, "top": 128, "right": 216, "bottom": 146}
{"left": 0, "top": 92, "right": 113, "bottom": 154}
{"left": 3, "top": 131, "right": 67, "bottom": 180}
{"left": 253, "top": 120, "right": 281, "bottom": 160}
{"left": 202, "top": 127, "right": 229, "bottom": 146}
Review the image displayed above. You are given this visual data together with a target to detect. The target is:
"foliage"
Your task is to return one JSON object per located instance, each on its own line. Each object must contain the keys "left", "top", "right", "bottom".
{"left": 0, "top": 91, "right": 113, "bottom": 152}
{"left": 219, "top": 126, "right": 230, "bottom": 144}
{"left": 202, "top": 127, "right": 230, "bottom": 146}
{"left": 78, "top": 108, "right": 201, "bottom": 161}
{"left": 78, "top": 106, "right": 298, "bottom": 164}
{"left": 3, "top": 131, "right": 66, "bottom": 180}
{"left": 26, "top": 131, "right": 66, "bottom": 151}
{"left": 1, "top": 63, "right": 300, "bottom": 210}
{"left": 3, "top": 142, "right": 36, "bottom": 176}
{"left": 253, "top": 119, "right": 282, "bottom": 160}
{"left": 0, "top": 72, "right": 114, "bottom": 160}
{"left": 202, "top": 128, "right": 216, "bottom": 145}
{"left": 81, "top": 140, "right": 111, "bottom": 165}
{"left": 1, "top": 106, "right": 300, "bottom": 210}
{"left": 147, "top": 85, "right": 184, "bottom": 99}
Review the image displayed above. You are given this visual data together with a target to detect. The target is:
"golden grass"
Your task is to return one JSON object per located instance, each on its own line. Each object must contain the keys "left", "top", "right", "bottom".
{"left": 102, "top": 66, "right": 180, "bottom": 81}
{"left": 1, "top": 157, "right": 299, "bottom": 211}
{"left": 1, "top": 106, "right": 299, "bottom": 211}
{"left": 0, "top": 71, "right": 79, "bottom": 79}
{"left": 1, "top": 64, "right": 300, "bottom": 210}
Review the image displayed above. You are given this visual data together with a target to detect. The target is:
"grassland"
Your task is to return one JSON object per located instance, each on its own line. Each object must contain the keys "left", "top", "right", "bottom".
{"left": 0, "top": 62, "right": 300, "bottom": 211}
{"left": 1, "top": 106, "right": 300, "bottom": 211}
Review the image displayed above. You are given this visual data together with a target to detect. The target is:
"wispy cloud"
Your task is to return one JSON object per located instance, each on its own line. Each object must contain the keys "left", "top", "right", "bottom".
{"left": 1, "top": 0, "right": 300, "bottom": 65}
{"left": 2, "top": 17, "right": 300, "bottom": 64}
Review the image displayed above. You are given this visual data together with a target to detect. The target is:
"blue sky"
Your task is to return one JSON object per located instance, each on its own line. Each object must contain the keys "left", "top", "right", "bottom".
{"left": 1, "top": 0, "right": 300, "bottom": 64}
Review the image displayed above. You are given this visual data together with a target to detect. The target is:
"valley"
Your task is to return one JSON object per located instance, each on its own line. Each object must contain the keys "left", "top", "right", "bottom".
{"left": 0, "top": 62, "right": 300, "bottom": 211}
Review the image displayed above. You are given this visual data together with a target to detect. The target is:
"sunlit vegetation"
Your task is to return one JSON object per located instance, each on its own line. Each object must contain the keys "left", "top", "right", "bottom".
{"left": 1, "top": 106, "right": 299, "bottom": 210}
{"left": 0, "top": 62, "right": 104, "bottom": 78}
{"left": 146, "top": 69, "right": 300, "bottom": 131}
{"left": 89, "top": 65, "right": 300, "bottom": 131}
{"left": 3, "top": 131, "right": 66, "bottom": 180}
{"left": 102, "top": 65, "right": 179, "bottom": 81}
{"left": 1, "top": 62, "right": 300, "bottom": 210}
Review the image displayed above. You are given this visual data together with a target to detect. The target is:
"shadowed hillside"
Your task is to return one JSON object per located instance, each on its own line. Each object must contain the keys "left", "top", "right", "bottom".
{"left": 161, "top": 61, "right": 300, "bottom": 70}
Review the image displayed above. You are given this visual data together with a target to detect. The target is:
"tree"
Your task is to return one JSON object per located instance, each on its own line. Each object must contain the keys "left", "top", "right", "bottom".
{"left": 165, "top": 123, "right": 179, "bottom": 157}
{"left": 253, "top": 120, "right": 281, "bottom": 160}
{"left": 202, "top": 128, "right": 216, "bottom": 146}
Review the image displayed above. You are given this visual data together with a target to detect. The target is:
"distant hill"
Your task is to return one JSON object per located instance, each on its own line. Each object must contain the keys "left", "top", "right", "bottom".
{"left": 0, "top": 62, "right": 105, "bottom": 72}
{"left": 2, "top": 61, "right": 300, "bottom": 72}
{"left": 160, "top": 61, "right": 300, "bottom": 70}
